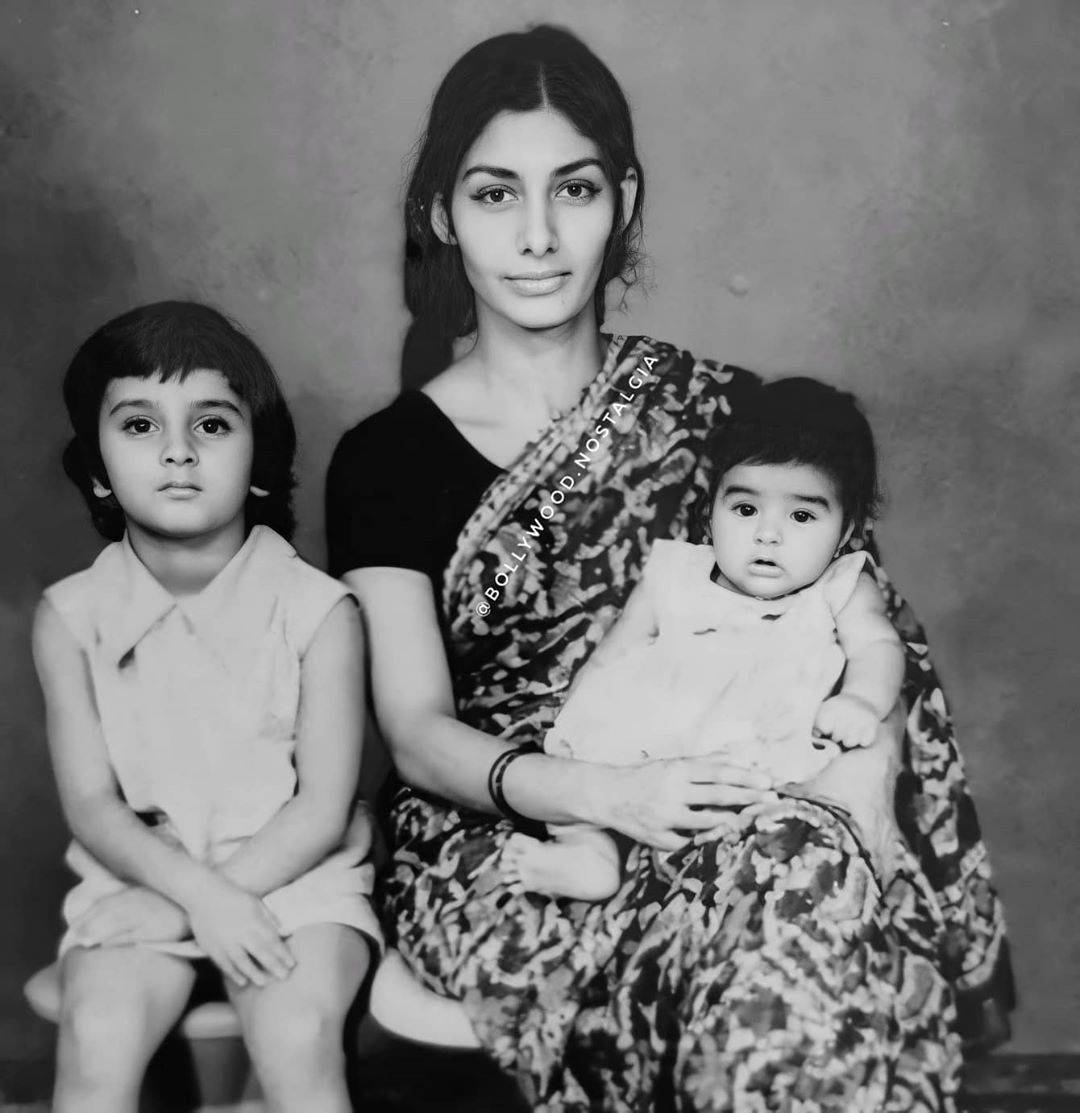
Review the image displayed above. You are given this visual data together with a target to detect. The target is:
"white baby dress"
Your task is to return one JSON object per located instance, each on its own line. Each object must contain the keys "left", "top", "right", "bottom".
{"left": 545, "top": 540, "right": 869, "bottom": 785}
{"left": 45, "top": 525, "right": 381, "bottom": 957}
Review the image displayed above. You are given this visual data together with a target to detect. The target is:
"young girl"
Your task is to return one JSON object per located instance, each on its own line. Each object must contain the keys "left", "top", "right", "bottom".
{"left": 34, "top": 302, "right": 379, "bottom": 1113}
{"left": 504, "top": 376, "right": 905, "bottom": 901}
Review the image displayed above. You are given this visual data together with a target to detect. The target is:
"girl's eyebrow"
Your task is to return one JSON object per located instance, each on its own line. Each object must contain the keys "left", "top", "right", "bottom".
{"left": 461, "top": 157, "right": 603, "bottom": 183}
{"left": 107, "top": 398, "right": 244, "bottom": 416}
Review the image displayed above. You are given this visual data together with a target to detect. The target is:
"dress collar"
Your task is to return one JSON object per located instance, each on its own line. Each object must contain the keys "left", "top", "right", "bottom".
{"left": 98, "top": 526, "right": 295, "bottom": 665}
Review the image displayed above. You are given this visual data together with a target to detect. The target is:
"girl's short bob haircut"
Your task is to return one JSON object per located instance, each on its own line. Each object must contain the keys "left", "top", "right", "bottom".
{"left": 62, "top": 301, "right": 297, "bottom": 542}
{"left": 707, "top": 377, "right": 881, "bottom": 532}
{"left": 404, "top": 24, "right": 645, "bottom": 349}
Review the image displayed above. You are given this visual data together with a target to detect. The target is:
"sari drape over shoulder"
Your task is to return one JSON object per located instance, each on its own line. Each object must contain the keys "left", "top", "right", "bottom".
{"left": 381, "top": 336, "right": 1013, "bottom": 1113}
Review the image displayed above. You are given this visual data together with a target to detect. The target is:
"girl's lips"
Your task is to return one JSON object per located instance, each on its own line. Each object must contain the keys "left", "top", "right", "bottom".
{"left": 749, "top": 560, "right": 783, "bottom": 576}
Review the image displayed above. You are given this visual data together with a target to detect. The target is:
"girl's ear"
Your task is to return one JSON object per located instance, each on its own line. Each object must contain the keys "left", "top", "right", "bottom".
{"left": 249, "top": 485, "right": 270, "bottom": 498}
{"left": 91, "top": 477, "right": 112, "bottom": 498}
{"left": 430, "top": 194, "right": 456, "bottom": 246}
{"left": 618, "top": 168, "right": 639, "bottom": 231}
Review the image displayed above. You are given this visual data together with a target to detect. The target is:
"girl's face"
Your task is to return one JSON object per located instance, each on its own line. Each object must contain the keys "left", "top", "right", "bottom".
{"left": 96, "top": 368, "right": 255, "bottom": 547}
{"left": 433, "top": 106, "right": 638, "bottom": 335}
{"left": 709, "top": 462, "right": 853, "bottom": 599}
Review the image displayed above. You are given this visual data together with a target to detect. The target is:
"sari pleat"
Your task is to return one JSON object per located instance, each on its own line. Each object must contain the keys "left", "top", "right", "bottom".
{"left": 381, "top": 336, "right": 1013, "bottom": 1112}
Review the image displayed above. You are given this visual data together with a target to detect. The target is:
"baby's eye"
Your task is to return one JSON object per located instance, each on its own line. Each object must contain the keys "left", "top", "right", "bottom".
{"left": 122, "top": 417, "right": 155, "bottom": 435}
{"left": 732, "top": 503, "right": 757, "bottom": 518}
{"left": 197, "top": 416, "right": 231, "bottom": 436}
{"left": 557, "top": 180, "right": 601, "bottom": 203}
{"left": 791, "top": 509, "right": 816, "bottom": 524}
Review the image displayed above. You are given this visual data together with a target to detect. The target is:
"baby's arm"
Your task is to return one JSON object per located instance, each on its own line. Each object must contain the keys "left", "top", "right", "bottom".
{"left": 33, "top": 599, "right": 292, "bottom": 985}
{"left": 218, "top": 597, "right": 364, "bottom": 895}
{"left": 814, "top": 571, "right": 905, "bottom": 748}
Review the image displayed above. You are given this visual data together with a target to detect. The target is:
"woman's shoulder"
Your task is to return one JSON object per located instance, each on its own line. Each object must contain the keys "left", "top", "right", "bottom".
{"left": 331, "top": 391, "right": 449, "bottom": 464}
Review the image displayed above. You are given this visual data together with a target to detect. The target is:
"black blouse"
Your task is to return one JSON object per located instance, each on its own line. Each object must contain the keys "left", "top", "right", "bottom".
{"left": 325, "top": 391, "right": 503, "bottom": 588}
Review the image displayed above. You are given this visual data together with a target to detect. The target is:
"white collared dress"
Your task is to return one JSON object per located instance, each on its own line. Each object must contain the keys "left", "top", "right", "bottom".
{"left": 45, "top": 525, "right": 381, "bottom": 957}
{"left": 546, "top": 540, "right": 869, "bottom": 784}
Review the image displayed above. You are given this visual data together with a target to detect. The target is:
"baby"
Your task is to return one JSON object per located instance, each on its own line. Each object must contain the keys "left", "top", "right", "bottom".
{"left": 504, "top": 377, "right": 905, "bottom": 900}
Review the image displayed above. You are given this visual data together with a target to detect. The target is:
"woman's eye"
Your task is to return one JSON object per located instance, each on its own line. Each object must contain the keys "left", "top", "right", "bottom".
{"left": 475, "top": 186, "right": 513, "bottom": 205}
{"left": 122, "top": 417, "right": 155, "bottom": 435}
{"left": 791, "top": 510, "right": 815, "bottom": 524}
{"left": 558, "top": 180, "right": 600, "bottom": 202}
{"left": 197, "top": 416, "right": 231, "bottom": 435}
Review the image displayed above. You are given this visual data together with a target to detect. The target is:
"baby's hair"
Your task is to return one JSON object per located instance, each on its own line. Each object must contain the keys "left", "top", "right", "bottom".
{"left": 707, "top": 377, "right": 881, "bottom": 530}
{"left": 61, "top": 301, "right": 297, "bottom": 541}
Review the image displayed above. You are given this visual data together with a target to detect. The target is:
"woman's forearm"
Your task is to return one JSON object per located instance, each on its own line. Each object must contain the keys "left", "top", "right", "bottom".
{"left": 391, "top": 710, "right": 604, "bottom": 825}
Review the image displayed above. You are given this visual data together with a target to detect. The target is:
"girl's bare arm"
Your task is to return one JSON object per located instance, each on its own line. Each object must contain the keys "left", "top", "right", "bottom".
{"left": 219, "top": 598, "right": 364, "bottom": 894}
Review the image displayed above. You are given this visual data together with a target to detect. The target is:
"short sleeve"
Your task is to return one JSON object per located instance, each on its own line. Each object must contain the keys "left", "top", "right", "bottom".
{"left": 821, "top": 551, "right": 869, "bottom": 617}
{"left": 325, "top": 409, "right": 440, "bottom": 580}
{"left": 285, "top": 558, "right": 356, "bottom": 656}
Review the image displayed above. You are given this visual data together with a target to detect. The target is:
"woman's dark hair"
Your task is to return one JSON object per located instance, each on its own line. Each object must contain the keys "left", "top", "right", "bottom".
{"left": 706, "top": 377, "right": 881, "bottom": 531}
{"left": 61, "top": 301, "right": 297, "bottom": 541}
{"left": 403, "top": 24, "right": 645, "bottom": 377}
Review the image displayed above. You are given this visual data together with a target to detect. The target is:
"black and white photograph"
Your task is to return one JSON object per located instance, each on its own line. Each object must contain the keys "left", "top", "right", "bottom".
{"left": 1, "top": 2, "right": 1077, "bottom": 1110}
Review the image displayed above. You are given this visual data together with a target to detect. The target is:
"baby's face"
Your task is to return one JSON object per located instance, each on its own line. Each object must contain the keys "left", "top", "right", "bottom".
{"left": 709, "top": 462, "right": 850, "bottom": 599}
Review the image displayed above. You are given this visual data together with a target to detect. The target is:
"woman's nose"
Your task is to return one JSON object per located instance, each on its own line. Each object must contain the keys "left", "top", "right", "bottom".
{"left": 161, "top": 429, "right": 197, "bottom": 466}
{"left": 518, "top": 196, "right": 558, "bottom": 256}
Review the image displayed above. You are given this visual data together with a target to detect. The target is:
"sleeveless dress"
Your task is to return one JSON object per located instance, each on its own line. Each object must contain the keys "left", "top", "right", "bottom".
{"left": 46, "top": 525, "right": 381, "bottom": 957}
{"left": 545, "top": 542, "right": 869, "bottom": 783}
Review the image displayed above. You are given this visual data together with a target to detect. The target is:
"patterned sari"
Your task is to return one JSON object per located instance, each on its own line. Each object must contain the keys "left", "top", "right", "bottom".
{"left": 381, "top": 336, "right": 1013, "bottom": 1112}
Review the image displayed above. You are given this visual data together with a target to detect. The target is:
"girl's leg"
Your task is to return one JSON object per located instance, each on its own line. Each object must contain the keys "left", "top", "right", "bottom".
{"left": 54, "top": 945, "right": 195, "bottom": 1113}
{"left": 227, "top": 922, "right": 368, "bottom": 1113}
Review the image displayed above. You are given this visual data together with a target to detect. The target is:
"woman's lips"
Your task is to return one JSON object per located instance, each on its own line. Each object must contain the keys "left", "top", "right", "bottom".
{"left": 504, "top": 272, "right": 570, "bottom": 296}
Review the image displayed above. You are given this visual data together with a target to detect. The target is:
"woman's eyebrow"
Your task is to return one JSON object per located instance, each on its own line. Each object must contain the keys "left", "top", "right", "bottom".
{"left": 461, "top": 157, "right": 603, "bottom": 183}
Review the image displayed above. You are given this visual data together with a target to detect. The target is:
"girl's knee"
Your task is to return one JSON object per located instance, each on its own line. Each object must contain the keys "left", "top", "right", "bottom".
{"left": 244, "top": 996, "right": 344, "bottom": 1072}
{"left": 57, "top": 990, "right": 148, "bottom": 1078}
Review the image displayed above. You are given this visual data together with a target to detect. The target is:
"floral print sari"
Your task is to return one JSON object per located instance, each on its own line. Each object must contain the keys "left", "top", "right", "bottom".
{"left": 381, "top": 335, "right": 1013, "bottom": 1112}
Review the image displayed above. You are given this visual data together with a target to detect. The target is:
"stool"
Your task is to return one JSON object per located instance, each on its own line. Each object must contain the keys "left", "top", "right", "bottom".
{"left": 24, "top": 962, "right": 262, "bottom": 1111}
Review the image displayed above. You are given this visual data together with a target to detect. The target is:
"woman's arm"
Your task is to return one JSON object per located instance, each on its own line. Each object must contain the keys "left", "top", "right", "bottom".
{"left": 348, "top": 566, "right": 776, "bottom": 850}
{"left": 33, "top": 598, "right": 294, "bottom": 986}
{"left": 219, "top": 598, "right": 364, "bottom": 894}
{"left": 815, "top": 572, "right": 906, "bottom": 748}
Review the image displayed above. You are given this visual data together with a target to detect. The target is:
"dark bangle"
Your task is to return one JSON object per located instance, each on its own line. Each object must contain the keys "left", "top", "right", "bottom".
{"left": 487, "top": 746, "right": 534, "bottom": 826}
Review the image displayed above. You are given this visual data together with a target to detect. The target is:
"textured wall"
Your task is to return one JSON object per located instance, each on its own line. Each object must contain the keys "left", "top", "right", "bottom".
{"left": 1, "top": 0, "right": 1077, "bottom": 1081}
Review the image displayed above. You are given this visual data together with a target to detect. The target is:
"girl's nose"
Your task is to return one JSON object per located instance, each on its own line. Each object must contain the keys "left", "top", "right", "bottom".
{"left": 517, "top": 196, "right": 558, "bottom": 256}
{"left": 754, "top": 517, "right": 782, "bottom": 544}
{"left": 161, "top": 430, "right": 197, "bottom": 466}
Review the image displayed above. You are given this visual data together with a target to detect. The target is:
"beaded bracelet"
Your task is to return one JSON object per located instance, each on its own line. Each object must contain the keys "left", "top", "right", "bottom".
{"left": 487, "top": 746, "right": 534, "bottom": 826}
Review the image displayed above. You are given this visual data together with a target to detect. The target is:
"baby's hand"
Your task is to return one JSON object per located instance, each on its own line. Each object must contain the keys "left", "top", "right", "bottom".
{"left": 814, "top": 694, "right": 881, "bottom": 749}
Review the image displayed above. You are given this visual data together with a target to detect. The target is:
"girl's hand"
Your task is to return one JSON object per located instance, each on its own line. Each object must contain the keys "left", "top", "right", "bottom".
{"left": 185, "top": 876, "right": 297, "bottom": 988}
{"left": 593, "top": 756, "right": 778, "bottom": 851}
{"left": 814, "top": 693, "right": 881, "bottom": 749}
{"left": 69, "top": 887, "right": 189, "bottom": 949}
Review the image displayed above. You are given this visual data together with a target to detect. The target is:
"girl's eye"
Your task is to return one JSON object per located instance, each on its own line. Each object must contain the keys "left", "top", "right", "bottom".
{"left": 791, "top": 510, "right": 816, "bottom": 524}
{"left": 558, "top": 180, "right": 601, "bottom": 202}
{"left": 197, "top": 416, "right": 231, "bottom": 436}
{"left": 122, "top": 417, "right": 155, "bottom": 435}
{"left": 733, "top": 503, "right": 756, "bottom": 518}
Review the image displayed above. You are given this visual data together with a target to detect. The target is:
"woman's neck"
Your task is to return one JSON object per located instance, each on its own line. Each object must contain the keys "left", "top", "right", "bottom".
{"left": 125, "top": 520, "right": 248, "bottom": 598}
{"left": 456, "top": 308, "right": 607, "bottom": 421}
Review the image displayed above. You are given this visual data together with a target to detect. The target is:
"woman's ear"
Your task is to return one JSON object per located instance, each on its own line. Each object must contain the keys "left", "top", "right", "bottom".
{"left": 91, "top": 477, "right": 112, "bottom": 499}
{"left": 430, "top": 194, "right": 457, "bottom": 246}
{"left": 618, "top": 168, "right": 639, "bottom": 231}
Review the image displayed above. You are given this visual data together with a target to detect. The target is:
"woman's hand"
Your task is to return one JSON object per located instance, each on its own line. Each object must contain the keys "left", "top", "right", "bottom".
{"left": 69, "top": 887, "right": 189, "bottom": 949}
{"left": 592, "top": 755, "right": 778, "bottom": 851}
{"left": 185, "top": 875, "right": 296, "bottom": 988}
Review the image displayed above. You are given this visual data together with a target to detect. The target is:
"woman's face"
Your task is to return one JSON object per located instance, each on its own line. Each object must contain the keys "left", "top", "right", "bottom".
{"left": 434, "top": 106, "right": 637, "bottom": 335}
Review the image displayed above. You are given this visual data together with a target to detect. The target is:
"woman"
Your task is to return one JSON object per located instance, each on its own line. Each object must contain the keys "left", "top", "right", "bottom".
{"left": 327, "top": 25, "right": 1013, "bottom": 1112}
